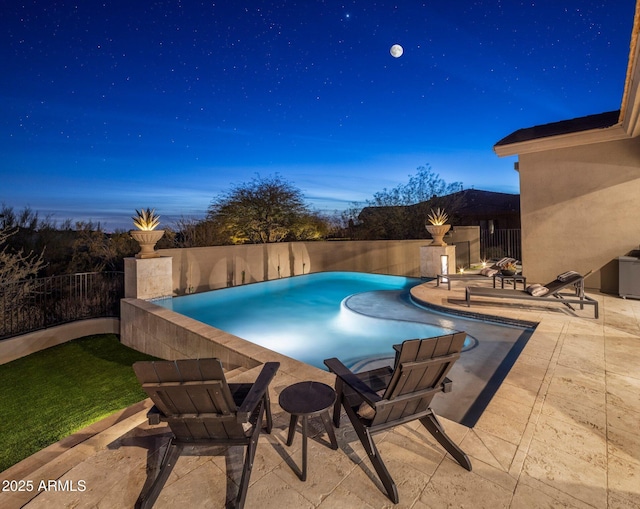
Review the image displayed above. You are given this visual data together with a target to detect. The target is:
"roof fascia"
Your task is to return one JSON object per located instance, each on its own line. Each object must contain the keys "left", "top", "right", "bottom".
{"left": 493, "top": 124, "right": 629, "bottom": 157}
{"left": 496, "top": 1, "right": 640, "bottom": 157}
{"left": 620, "top": 5, "right": 640, "bottom": 137}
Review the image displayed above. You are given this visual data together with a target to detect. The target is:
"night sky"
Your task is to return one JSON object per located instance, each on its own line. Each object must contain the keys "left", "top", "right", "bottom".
{"left": 1, "top": 1, "right": 636, "bottom": 230}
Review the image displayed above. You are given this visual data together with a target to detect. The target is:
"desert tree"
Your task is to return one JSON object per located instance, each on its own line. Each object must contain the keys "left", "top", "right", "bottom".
{"left": 290, "top": 211, "right": 332, "bottom": 241}
{"left": 368, "top": 164, "right": 462, "bottom": 207}
{"left": 207, "top": 174, "right": 325, "bottom": 244}
{"left": 352, "top": 164, "right": 463, "bottom": 240}
{"left": 0, "top": 226, "right": 45, "bottom": 285}
{"left": 0, "top": 222, "right": 46, "bottom": 336}
{"left": 174, "top": 217, "right": 230, "bottom": 247}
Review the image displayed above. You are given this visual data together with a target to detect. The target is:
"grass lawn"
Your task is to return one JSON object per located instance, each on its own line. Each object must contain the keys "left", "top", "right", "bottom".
{"left": 0, "top": 334, "right": 158, "bottom": 472}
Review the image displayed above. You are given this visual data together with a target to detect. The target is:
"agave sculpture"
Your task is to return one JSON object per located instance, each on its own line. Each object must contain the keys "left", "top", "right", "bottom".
{"left": 426, "top": 207, "right": 449, "bottom": 226}
{"left": 132, "top": 208, "right": 161, "bottom": 231}
{"left": 130, "top": 208, "right": 164, "bottom": 258}
{"left": 425, "top": 207, "right": 451, "bottom": 246}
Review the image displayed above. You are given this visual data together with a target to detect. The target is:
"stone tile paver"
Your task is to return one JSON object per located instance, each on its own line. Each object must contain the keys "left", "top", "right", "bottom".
{"left": 2, "top": 287, "right": 639, "bottom": 509}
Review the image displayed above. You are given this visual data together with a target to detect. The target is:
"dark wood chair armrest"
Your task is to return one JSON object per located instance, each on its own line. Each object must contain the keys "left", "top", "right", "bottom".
{"left": 324, "top": 357, "right": 383, "bottom": 407}
{"left": 147, "top": 405, "right": 163, "bottom": 425}
{"left": 236, "top": 362, "right": 280, "bottom": 422}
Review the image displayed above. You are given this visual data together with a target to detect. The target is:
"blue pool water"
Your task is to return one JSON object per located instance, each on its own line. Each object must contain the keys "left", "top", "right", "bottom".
{"left": 156, "top": 271, "right": 455, "bottom": 369}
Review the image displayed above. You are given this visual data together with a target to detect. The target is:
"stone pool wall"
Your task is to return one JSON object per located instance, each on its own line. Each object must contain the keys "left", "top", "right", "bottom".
{"left": 121, "top": 297, "right": 268, "bottom": 369}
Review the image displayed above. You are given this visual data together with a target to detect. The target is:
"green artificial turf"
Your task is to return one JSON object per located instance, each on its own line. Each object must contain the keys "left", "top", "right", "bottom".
{"left": 0, "top": 334, "right": 158, "bottom": 472}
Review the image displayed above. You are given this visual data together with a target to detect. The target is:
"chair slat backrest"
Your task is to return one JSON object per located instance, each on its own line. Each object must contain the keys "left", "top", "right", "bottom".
{"left": 133, "top": 358, "right": 246, "bottom": 441}
{"left": 373, "top": 333, "right": 465, "bottom": 425}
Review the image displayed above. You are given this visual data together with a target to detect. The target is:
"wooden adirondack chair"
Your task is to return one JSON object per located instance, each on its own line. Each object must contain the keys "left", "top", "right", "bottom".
{"left": 132, "top": 358, "right": 279, "bottom": 509}
{"left": 324, "top": 333, "right": 471, "bottom": 503}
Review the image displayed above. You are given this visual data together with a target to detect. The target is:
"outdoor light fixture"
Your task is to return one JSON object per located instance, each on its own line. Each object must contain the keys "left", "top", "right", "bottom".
{"left": 440, "top": 255, "right": 448, "bottom": 282}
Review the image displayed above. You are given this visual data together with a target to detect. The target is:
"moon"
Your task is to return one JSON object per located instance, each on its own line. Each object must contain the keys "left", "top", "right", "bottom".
{"left": 390, "top": 44, "right": 403, "bottom": 58}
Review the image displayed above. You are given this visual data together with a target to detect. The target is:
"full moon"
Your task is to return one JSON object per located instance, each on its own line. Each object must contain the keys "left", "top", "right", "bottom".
{"left": 390, "top": 44, "right": 403, "bottom": 58}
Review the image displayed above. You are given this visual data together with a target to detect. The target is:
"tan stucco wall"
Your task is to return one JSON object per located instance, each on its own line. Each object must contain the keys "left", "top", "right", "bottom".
{"left": 159, "top": 235, "right": 480, "bottom": 296}
{"left": 0, "top": 318, "right": 120, "bottom": 365}
{"left": 517, "top": 136, "right": 640, "bottom": 293}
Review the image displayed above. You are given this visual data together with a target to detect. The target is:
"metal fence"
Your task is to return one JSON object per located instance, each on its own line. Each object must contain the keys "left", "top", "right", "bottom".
{"left": 480, "top": 229, "right": 522, "bottom": 262}
{"left": 0, "top": 272, "right": 124, "bottom": 340}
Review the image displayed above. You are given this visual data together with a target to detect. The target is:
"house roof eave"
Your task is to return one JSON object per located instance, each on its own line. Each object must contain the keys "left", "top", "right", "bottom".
{"left": 494, "top": 123, "right": 629, "bottom": 157}
{"left": 620, "top": 3, "right": 640, "bottom": 137}
{"left": 495, "top": 0, "right": 640, "bottom": 158}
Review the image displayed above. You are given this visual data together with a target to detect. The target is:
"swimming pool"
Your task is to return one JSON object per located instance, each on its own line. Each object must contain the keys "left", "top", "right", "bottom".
{"left": 156, "top": 271, "right": 457, "bottom": 369}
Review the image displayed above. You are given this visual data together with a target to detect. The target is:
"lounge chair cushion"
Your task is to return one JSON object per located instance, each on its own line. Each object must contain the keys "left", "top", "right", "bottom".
{"left": 526, "top": 284, "right": 549, "bottom": 297}
{"left": 480, "top": 267, "right": 499, "bottom": 277}
{"left": 557, "top": 271, "right": 580, "bottom": 282}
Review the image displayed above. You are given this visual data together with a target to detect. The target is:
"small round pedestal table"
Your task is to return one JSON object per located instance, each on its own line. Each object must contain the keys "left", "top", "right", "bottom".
{"left": 278, "top": 381, "right": 339, "bottom": 481}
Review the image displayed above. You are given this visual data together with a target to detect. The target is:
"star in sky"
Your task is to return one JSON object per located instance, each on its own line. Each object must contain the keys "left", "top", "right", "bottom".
{"left": 0, "top": 1, "right": 636, "bottom": 230}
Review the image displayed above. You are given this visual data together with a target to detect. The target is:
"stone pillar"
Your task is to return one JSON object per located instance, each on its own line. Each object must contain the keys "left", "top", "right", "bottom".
{"left": 124, "top": 256, "right": 173, "bottom": 300}
{"left": 420, "top": 245, "right": 456, "bottom": 278}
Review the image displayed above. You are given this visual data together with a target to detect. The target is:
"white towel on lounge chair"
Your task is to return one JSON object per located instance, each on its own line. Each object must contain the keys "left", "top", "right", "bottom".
{"left": 494, "top": 257, "right": 510, "bottom": 267}
{"left": 494, "top": 257, "right": 516, "bottom": 268}
{"left": 557, "top": 271, "right": 580, "bottom": 282}
{"left": 526, "top": 284, "right": 549, "bottom": 297}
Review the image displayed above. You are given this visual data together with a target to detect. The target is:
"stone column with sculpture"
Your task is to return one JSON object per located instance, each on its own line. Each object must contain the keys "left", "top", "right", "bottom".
{"left": 125, "top": 208, "right": 173, "bottom": 300}
{"left": 129, "top": 208, "right": 165, "bottom": 258}
{"left": 421, "top": 207, "right": 456, "bottom": 278}
{"left": 424, "top": 207, "right": 451, "bottom": 246}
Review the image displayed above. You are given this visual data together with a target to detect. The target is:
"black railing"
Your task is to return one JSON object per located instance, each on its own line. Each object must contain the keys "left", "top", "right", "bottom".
{"left": 0, "top": 272, "right": 124, "bottom": 340}
{"left": 480, "top": 229, "right": 522, "bottom": 262}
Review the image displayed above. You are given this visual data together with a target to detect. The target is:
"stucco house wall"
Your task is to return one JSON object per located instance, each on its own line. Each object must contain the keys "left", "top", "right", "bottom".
{"left": 495, "top": 3, "right": 640, "bottom": 294}
{"left": 517, "top": 137, "right": 640, "bottom": 293}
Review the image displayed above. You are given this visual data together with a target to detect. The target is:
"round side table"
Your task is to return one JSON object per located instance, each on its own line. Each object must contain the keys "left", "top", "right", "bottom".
{"left": 278, "top": 381, "right": 339, "bottom": 481}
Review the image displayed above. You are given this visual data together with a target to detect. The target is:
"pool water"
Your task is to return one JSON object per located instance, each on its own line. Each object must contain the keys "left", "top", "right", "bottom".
{"left": 156, "top": 271, "right": 456, "bottom": 369}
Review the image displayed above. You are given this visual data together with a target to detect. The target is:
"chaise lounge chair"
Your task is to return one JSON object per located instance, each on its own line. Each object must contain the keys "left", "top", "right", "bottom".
{"left": 132, "top": 358, "right": 279, "bottom": 509}
{"left": 436, "top": 257, "right": 518, "bottom": 290}
{"left": 324, "top": 333, "right": 472, "bottom": 503}
{"left": 465, "top": 271, "right": 598, "bottom": 318}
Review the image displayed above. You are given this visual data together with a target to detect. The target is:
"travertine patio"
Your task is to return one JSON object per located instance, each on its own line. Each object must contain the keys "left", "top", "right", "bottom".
{"left": 1, "top": 281, "right": 639, "bottom": 508}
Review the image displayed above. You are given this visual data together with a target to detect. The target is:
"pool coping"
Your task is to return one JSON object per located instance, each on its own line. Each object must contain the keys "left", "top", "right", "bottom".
{"left": 409, "top": 283, "right": 539, "bottom": 329}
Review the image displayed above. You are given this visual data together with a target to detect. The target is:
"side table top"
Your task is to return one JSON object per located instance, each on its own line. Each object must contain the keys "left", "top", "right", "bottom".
{"left": 494, "top": 273, "right": 525, "bottom": 279}
{"left": 279, "top": 381, "right": 336, "bottom": 416}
